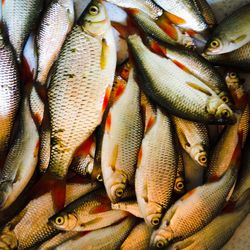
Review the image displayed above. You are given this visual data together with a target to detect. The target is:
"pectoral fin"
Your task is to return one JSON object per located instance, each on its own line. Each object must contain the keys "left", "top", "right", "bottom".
{"left": 231, "top": 34, "right": 247, "bottom": 44}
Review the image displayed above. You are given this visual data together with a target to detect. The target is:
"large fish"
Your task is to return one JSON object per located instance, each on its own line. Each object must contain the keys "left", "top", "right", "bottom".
{"left": 128, "top": 34, "right": 235, "bottom": 124}
{"left": 205, "top": 4, "right": 250, "bottom": 55}
{"left": 0, "top": 97, "right": 39, "bottom": 210}
{"left": 135, "top": 107, "right": 177, "bottom": 227}
{"left": 1, "top": 0, "right": 44, "bottom": 61}
{"left": 36, "top": 0, "right": 75, "bottom": 86}
{"left": 150, "top": 165, "right": 238, "bottom": 248}
{"left": 153, "top": 0, "right": 208, "bottom": 32}
{"left": 47, "top": 0, "right": 117, "bottom": 179}
{"left": 0, "top": 29, "right": 20, "bottom": 162}
{"left": 102, "top": 69, "right": 143, "bottom": 203}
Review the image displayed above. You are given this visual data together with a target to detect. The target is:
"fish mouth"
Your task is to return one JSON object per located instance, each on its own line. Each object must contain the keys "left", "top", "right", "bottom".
{"left": 150, "top": 229, "right": 173, "bottom": 249}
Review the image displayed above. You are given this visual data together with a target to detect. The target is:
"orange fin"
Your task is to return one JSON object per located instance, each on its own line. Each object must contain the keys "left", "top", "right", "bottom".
{"left": 105, "top": 112, "right": 112, "bottom": 133}
{"left": 145, "top": 115, "right": 156, "bottom": 133}
{"left": 109, "top": 144, "right": 119, "bottom": 172}
{"left": 185, "top": 29, "right": 198, "bottom": 37}
{"left": 89, "top": 202, "right": 111, "bottom": 214}
{"left": 126, "top": 8, "right": 140, "bottom": 16}
{"left": 165, "top": 12, "right": 186, "bottom": 25}
{"left": 112, "top": 22, "right": 129, "bottom": 39}
{"left": 74, "top": 135, "right": 95, "bottom": 158}
{"left": 231, "top": 34, "right": 247, "bottom": 44}
{"left": 186, "top": 82, "right": 212, "bottom": 96}
{"left": 102, "top": 86, "right": 111, "bottom": 114}
{"left": 148, "top": 39, "right": 167, "bottom": 57}
{"left": 137, "top": 147, "right": 143, "bottom": 167}
{"left": 142, "top": 179, "right": 148, "bottom": 203}
{"left": 52, "top": 180, "right": 66, "bottom": 212}
{"left": 156, "top": 15, "right": 178, "bottom": 41}
{"left": 2, "top": 0, "right": 5, "bottom": 6}
{"left": 113, "top": 77, "right": 126, "bottom": 102}
{"left": 173, "top": 60, "right": 191, "bottom": 74}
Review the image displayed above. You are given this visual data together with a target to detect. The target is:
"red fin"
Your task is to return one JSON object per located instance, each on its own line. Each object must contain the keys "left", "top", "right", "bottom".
{"left": 113, "top": 77, "right": 126, "bottom": 102}
{"left": 34, "top": 140, "right": 40, "bottom": 158}
{"left": 208, "top": 175, "right": 220, "bottom": 183}
{"left": 173, "top": 60, "right": 191, "bottom": 74}
{"left": 148, "top": 39, "right": 167, "bottom": 57}
{"left": 126, "top": 8, "right": 140, "bottom": 16}
{"left": 89, "top": 196, "right": 111, "bottom": 214}
{"left": 145, "top": 115, "right": 156, "bottom": 133}
{"left": 112, "top": 22, "right": 129, "bottom": 39}
{"left": 185, "top": 29, "right": 197, "bottom": 37}
{"left": 156, "top": 15, "right": 178, "bottom": 41}
{"left": 230, "top": 133, "right": 242, "bottom": 168}
{"left": 105, "top": 112, "right": 112, "bottom": 133}
{"left": 181, "top": 188, "right": 196, "bottom": 201}
{"left": 137, "top": 147, "right": 143, "bottom": 167}
{"left": 102, "top": 86, "right": 111, "bottom": 114}
{"left": 165, "top": 12, "right": 186, "bottom": 25}
{"left": 52, "top": 180, "right": 66, "bottom": 212}
{"left": 79, "top": 231, "right": 90, "bottom": 237}
{"left": 33, "top": 112, "right": 43, "bottom": 126}
{"left": 21, "top": 57, "right": 34, "bottom": 92}
{"left": 74, "top": 135, "right": 95, "bottom": 158}
{"left": 235, "top": 94, "right": 249, "bottom": 110}
{"left": 222, "top": 201, "right": 236, "bottom": 214}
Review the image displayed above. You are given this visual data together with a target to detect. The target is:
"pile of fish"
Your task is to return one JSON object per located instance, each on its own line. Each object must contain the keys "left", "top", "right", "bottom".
{"left": 0, "top": 0, "right": 249, "bottom": 249}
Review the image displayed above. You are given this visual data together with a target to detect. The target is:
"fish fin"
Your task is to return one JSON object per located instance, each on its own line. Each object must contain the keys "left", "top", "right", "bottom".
{"left": 101, "top": 85, "right": 111, "bottom": 114}
{"left": 113, "top": 77, "right": 126, "bottom": 103}
{"left": 2, "top": 0, "right": 5, "bottom": 6}
{"left": 164, "top": 206, "right": 177, "bottom": 225}
{"left": 173, "top": 239, "right": 195, "bottom": 249}
{"left": 126, "top": 8, "right": 141, "bottom": 16}
{"left": 173, "top": 60, "right": 191, "bottom": 74}
{"left": 165, "top": 12, "right": 186, "bottom": 25}
{"left": 186, "top": 82, "right": 212, "bottom": 96}
{"left": 148, "top": 39, "right": 167, "bottom": 57}
{"left": 156, "top": 15, "right": 178, "bottom": 41}
{"left": 177, "top": 130, "right": 190, "bottom": 151}
{"left": 142, "top": 179, "right": 148, "bottom": 203}
{"left": 137, "top": 147, "right": 143, "bottom": 167}
{"left": 145, "top": 114, "right": 156, "bottom": 134}
{"left": 112, "top": 22, "right": 129, "bottom": 39}
{"left": 80, "top": 217, "right": 103, "bottom": 228}
{"left": 185, "top": 29, "right": 198, "bottom": 37}
{"left": 51, "top": 180, "right": 66, "bottom": 212}
{"left": 74, "top": 135, "right": 95, "bottom": 158}
{"left": 231, "top": 34, "right": 247, "bottom": 44}
{"left": 89, "top": 202, "right": 111, "bottom": 214}
{"left": 109, "top": 144, "right": 119, "bottom": 172}
{"left": 105, "top": 111, "right": 112, "bottom": 133}
{"left": 101, "top": 39, "right": 110, "bottom": 70}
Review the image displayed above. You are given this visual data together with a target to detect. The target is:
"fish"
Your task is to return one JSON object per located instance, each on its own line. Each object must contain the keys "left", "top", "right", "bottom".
{"left": 101, "top": 68, "right": 143, "bottom": 203}
{"left": 174, "top": 151, "right": 185, "bottom": 195}
{"left": 49, "top": 189, "right": 128, "bottom": 231}
{"left": 121, "top": 222, "right": 152, "bottom": 250}
{"left": 47, "top": 0, "right": 117, "bottom": 179}
{"left": 0, "top": 97, "right": 39, "bottom": 210}
{"left": 112, "top": 201, "right": 143, "bottom": 218}
{"left": 204, "top": 4, "right": 250, "bottom": 55}
{"left": 203, "top": 42, "right": 250, "bottom": 70}
{"left": 128, "top": 34, "right": 235, "bottom": 124}
{"left": 1, "top": 0, "right": 44, "bottom": 61}
{"left": 166, "top": 190, "right": 250, "bottom": 250}
{"left": 172, "top": 116, "right": 209, "bottom": 167}
{"left": 148, "top": 39, "right": 230, "bottom": 103}
{"left": 56, "top": 217, "right": 137, "bottom": 250}
{"left": 153, "top": 0, "right": 208, "bottom": 32}
{"left": 36, "top": 0, "right": 75, "bottom": 86}
{"left": 135, "top": 107, "right": 177, "bottom": 227}
{"left": 150, "top": 166, "right": 238, "bottom": 249}
{"left": 106, "top": 0, "right": 162, "bottom": 19}
{"left": 0, "top": 29, "right": 20, "bottom": 162}
{"left": 0, "top": 179, "right": 99, "bottom": 249}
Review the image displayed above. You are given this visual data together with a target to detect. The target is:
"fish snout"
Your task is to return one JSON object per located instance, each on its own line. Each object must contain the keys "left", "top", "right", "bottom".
{"left": 150, "top": 229, "right": 172, "bottom": 249}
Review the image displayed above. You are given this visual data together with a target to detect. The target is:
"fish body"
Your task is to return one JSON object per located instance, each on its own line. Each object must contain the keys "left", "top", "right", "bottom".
{"left": 0, "top": 29, "right": 20, "bottom": 161}
{"left": 36, "top": 0, "right": 75, "bottom": 86}
{"left": 153, "top": 0, "right": 208, "bottom": 32}
{"left": 128, "top": 34, "right": 234, "bottom": 124}
{"left": 174, "top": 151, "right": 185, "bottom": 195}
{"left": 2, "top": 0, "right": 44, "bottom": 61}
{"left": 102, "top": 69, "right": 143, "bottom": 203}
{"left": 48, "top": 1, "right": 116, "bottom": 179}
{"left": 136, "top": 108, "right": 177, "bottom": 227}
{"left": 205, "top": 4, "right": 250, "bottom": 55}
{"left": 112, "top": 201, "right": 143, "bottom": 218}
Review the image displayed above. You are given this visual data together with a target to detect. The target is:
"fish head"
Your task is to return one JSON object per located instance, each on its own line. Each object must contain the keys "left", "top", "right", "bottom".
{"left": 80, "top": 0, "right": 110, "bottom": 37}
{"left": 145, "top": 202, "right": 163, "bottom": 227}
{"left": 218, "top": 91, "right": 231, "bottom": 105}
{"left": 174, "top": 176, "right": 185, "bottom": 194}
{"left": 190, "top": 144, "right": 207, "bottom": 167}
{"left": 109, "top": 182, "right": 127, "bottom": 203}
{"left": 49, "top": 212, "right": 78, "bottom": 231}
{"left": 204, "top": 37, "right": 224, "bottom": 55}
{"left": 150, "top": 228, "right": 173, "bottom": 249}
{"left": 0, "top": 181, "right": 13, "bottom": 210}
{"left": 226, "top": 72, "right": 241, "bottom": 90}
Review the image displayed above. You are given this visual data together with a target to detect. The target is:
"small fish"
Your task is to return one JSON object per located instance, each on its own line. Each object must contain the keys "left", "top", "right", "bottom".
{"left": 101, "top": 68, "right": 143, "bottom": 203}
{"left": 0, "top": 29, "right": 20, "bottom": 162}
{"left": 205, "top": 4, "right": 250, "bottom": 55}
{"left": 128, "top": 34, "right": 235, "bottom": 124}
{"left": 49, "top": 189, "right": 128, "bottom": 231}
{"left": 106, "top": 0, "right": 162, "bottom": 19}
{"left": 36, "top": 0, "right": 75, "bottom": 86}
{"left": 150, "top": 166, "right": 237, "bottom": 248}
{"left": 56, "top": 217, "right": 137, "bottom": 250}
{"left": 112, "top": 201, "right": 143, "bottom": 218}
{"left": 136, "top": 107, "right": 177, "bottom": 227}
{"left": 47, "top": 0, "right": 117, "bottom": 179}
{"left": 1, "top": 0, "right": 44, "bottom": 61}
{"left": 121, "top": 222, "right": 152, "bottom": 250}
{"left": 174, "top": 151, "right": 185, "bottom": 195}
{"left": 153, "top": 0, "right": 208, "bottom": 32}
{"left": 0, "top": 97, "right": 39, "bottom": 210}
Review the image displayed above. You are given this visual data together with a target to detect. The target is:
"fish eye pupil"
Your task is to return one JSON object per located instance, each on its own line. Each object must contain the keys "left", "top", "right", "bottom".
{"left": 89, "top": 5, "right": 99, "bottom": 15}
{"left": 156, "top": 241, "right": 164, "bottom": 248}
{"left": 177, "top": 182, "right": 184, "bottom": 189}
{"left": 115, "top": 189, "right": 124, "bottom": 197}
{"left": 56, "top": 217, "right": 63, "bottom": 224}
{"left": 211, "top": 40, "right": 219, "bottom": 48}
{"left": 222, "top": 96, "right": 229, "bottom": 103}
{"left": 230, "top": 73, "right": 236, "bottom": 78}
{"left": 97, "top": 174, "right": 103, "bottom": 182}
{"left": 152, "top": 218, "right": 160, "bottom": 226}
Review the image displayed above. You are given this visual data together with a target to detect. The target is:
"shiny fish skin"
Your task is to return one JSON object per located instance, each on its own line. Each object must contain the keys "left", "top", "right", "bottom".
{"left": 56, "top": 217, "right": 137, "bottom": 250}
{"left": 121, "top": 222, "right": 152, "bottom": 250}
{"left": 0, "top": 181, "right": 99, "bottom": 249}
{"left": 167, "top": 191, "right": 250, "bottom": 250}
{"left": 151, "top": 167, "right": 237, "bottom": 249}
{"left": 128, "top": 34, "right": 235, "bottom": 124}
{"left": 205, "top": 4, "right": 250, "bottom": 55}
{"left": 136, "top": 108, "right": 177, "bottom": 227}
{"left": 102, "top": 69, "right": 143, "bottom": 203}
{"left": 36, "top": 0, "right": 75, "bottom": 86}
{"left": 1, "top": 0, "right": 44, "bottom": 61}
{"left": 106, "top": 0, "right": 162, "bottom": 19}
{"left": 0, "top": 97, "right": 39, "bottom": 210}
{"left": 0, "top": 30, "right": 20, "bottom": 161}
{"left": 153, "top": 0, "right": 208, "bottom": 32}
{"left": 112, "top": 201, "right": 143, "bottom": 218}
{"left": 48, "top": 1, "right": 116, "bottom": 179}
{"left": 173, "top": 116, "right": 209, "bottom": 167}
{"left": 49, "top": 189, "right": 128, "bottom": 231}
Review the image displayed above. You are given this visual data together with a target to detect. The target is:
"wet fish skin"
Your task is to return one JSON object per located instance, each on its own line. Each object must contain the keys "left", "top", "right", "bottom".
{"left": 112, "top": 201, "right": 143, "bottom": 218}
{"left": 102, "top": 69, "right": 143, "bottom": 203}
{"left": 205, "top": 4, "right": 250, "bottom": 55}
{"left": 150, "top": 167, "right": 237, "bottom": 249}
{"left": 128, "top": 34, "right": 235, "bottom": 124}
{"left": 0, "top": 29, "right": 20, "bottom": 162}
{"left": 153, "top": 0, "right": 208, "bottom": 32}
{"left": 1, "top": 0, "right": 44, "bottom": 61}
{"left": 0, "top": 97, "right": 39, "bottom": 210}
{"left": 48, "top": 0, "right": 116, "bottom": 179}
{"left": 36, "top": 0, "right": 75, "bottom": 86}
{"left": 136, "top": 107, "right": 177, "bottom": 227}
{"left": 49, "top": 189, "right": 128, "bottom": 231}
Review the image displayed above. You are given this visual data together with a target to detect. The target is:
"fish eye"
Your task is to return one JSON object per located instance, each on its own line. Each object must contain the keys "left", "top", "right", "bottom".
{"left": 89, "top": 5, "right": 99, "bottom": 16}
{"left": 96, "top": 174, "right": 103, "bottom": 182}
{"left": 221, "top": 96, "right": 229, "bottom": 103}
{"left": 156, "top": 240, "right": 165, "bottom": 248}
{"left": 55, "top": 216, "right": 64, "bottom": 225}
{"left": 210, "top": 40, "right": 220, "bottom": 48}
{"left": 229, "top": 72, "right": 237, "bottom": 79}
{"left": 151, "top": 217, "right": 160, "bottom": 226}
{"left": 115, "top": 188, "right": 124, "bottom": 197}
{"left": 199, "top": 155, "right": 207, "bottom": 164}
{"left": 221, "top": 109, "right": 230, "bottom": 118}
{"left": 176, "top": 181, "right": 184, "bottom": 190}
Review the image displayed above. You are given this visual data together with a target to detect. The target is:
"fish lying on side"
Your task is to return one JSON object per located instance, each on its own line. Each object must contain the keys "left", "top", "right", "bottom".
{"left": 112, "top": 200, "right": 143, "bottom": 218}
{"left": 47, "top": 0, "right": 117, "bottom": 179}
